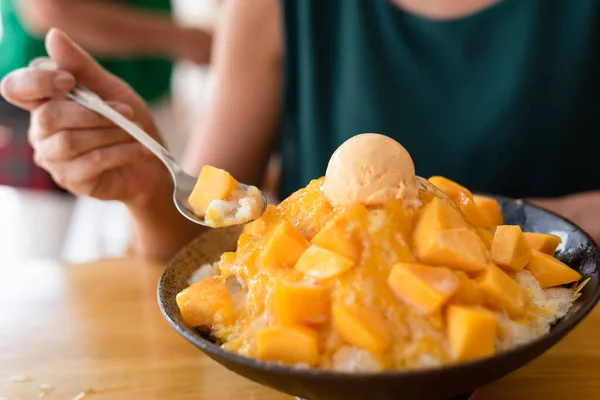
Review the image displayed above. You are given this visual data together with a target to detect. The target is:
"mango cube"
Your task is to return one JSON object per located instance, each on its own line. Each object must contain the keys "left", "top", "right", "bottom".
{"left": 491, "top": 225, "right": 532, "bottom": 271}
{"left": 414, "top": 197, "right": 468, "bottom": 235}
{"left": 456, "top": 193, "right": 493, "bottom": 228}
{"left": 387, "top": 263, "right": 460, "bottom": 314}
{"left": 260, "top": 220, "right": 309, "bottom": 268}
{"left": 256, "top": 325, "right": 320, "bottom": 366}
{"left": 416, "top": 227, "right": 489, "bottom": 272}
{"left": 475, "top": 265, "right": 526, "bottom": 317}
{"left": 332, "top": 304, "right": 392, "bottom": 353}
{"left": 188, "top": 165, "right": 238, "bottom": 217}
{"left": 447, "top": 305, "right": 497, "bottom": 362}
{"left": 526, "top": 250, "right": 582, "bottom": 288}
{"left": 244, "top": 205, "right": 276, "bottom": 236}
{"left": 452, "top": 271, "right": 484, "bottom": 306}
{"left": 428, "top": 176, "right": 473, "bottom": 204}
{"left": 473, "top": 195, "right": 504, "bottom": 226}
{"left": 273, "top": 284, "right": 330, "bottom": 325}
{"left": 524, "top": 233, "right": 562, "bottom": 255}
{"left": 176, "top": 277, "right": 234, "bottom": 327}
{"left": 311, "top": 205, "right": 366, "bottom": 261}
{"left": 477, "top": 227, "right": 495, "bottom": 249}
{"left": 295, "top": 245, "right": 355, "bottom": 279}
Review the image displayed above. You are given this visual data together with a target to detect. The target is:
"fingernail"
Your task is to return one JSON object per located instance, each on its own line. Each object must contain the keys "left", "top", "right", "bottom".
{"left": 53, "top": 72, "right": 75, "bottom": 92}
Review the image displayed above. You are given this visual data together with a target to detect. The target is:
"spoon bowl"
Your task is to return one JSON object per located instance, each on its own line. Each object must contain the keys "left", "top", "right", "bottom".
{"left": 29, "top": 57, "right": 267, "bottom": 227}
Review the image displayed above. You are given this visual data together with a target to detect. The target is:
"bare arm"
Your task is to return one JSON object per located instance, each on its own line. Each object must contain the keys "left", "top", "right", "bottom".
{"left": 130, "top": 0, "right": 283, "bottom": 259}
{"left": 17, "top": 0, "right": 211, "bottom": 63}
{"left": 181, "top": 0, "right": 282, "bottom": 183}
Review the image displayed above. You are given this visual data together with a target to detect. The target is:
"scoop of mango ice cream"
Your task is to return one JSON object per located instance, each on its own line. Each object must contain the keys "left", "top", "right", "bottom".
{"left": 322, "top": 133, "right": 419, "bottom": 207}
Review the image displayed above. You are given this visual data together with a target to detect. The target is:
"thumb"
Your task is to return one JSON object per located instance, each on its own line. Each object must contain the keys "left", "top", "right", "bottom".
{"left": 45, "top": 28, "right": 134, "bottom": 102}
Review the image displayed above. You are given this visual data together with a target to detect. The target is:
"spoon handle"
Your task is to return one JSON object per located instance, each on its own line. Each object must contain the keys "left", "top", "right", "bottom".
{"left": 28, "top": 57, "right": 182, "bottom": 176}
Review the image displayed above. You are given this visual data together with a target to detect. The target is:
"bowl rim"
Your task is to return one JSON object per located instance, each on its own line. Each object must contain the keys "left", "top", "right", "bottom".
{"left": 158, "top": 196, "right": 600, "bottom": 379}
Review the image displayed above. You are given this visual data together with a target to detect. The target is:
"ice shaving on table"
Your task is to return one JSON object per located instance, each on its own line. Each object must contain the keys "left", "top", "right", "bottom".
{"left": 176, "top": 133, "right": 583, "bottom": 372}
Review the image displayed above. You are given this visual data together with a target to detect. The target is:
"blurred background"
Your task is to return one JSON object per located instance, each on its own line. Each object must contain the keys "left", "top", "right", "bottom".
{"left": 0, "top": 0, "right": 246, "bottom": 265}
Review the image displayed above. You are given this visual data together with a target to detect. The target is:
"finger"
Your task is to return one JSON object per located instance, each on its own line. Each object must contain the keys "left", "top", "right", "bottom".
{"left": 37, "top": 127, "right": 135, "bottom": 162}
{"left": 45, "top": 29, "right": 135, "bottom": 103}
{"left": 46, "top": 142, "right": 152, "bottom": 190}
{"left": 30, "top": 100, "right": 134, "bottom": 140}
{"left": 0, "top": 68, "right": 76, "bottom": 111}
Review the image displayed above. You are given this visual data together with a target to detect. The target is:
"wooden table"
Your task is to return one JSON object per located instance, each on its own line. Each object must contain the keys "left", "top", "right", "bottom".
{"left": 1, "top": 257, "right": 599, "bottom": 400}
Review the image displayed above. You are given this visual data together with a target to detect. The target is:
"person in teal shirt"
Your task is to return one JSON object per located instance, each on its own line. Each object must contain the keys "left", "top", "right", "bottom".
{"left": 0, "top": 0, "right": 211, "bottom": 190}
{"left": 2, "top": 0, "right": 600, "bottom": 260}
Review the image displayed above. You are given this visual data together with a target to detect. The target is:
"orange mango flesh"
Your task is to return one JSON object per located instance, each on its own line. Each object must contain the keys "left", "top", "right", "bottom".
{"left": 176, "top": 277, "right": 234, "bottom": 328}
{"left": 257, "top": 325, "right": 320, "bottom": 366}
{"left": 526, "top": 250, "right": 582, "bottom": 288}
{"left": 260, "top": 220, "right": 309, "bottom": 268}
{"left": 428, "top": 176, "right": 473, "bottom": 204}
{"left": 388, "top": 263, "right": 459, "bottom": 314}
{"left": 476, "top": 265, "right": 527, "bottom": 318}
{"left": 477, "top": 228, "right": 495, "bottom": 249}
{"left": 188, "top": 165, "right": 238, "bottom": 217}
{"left": 177, "top": 176, "right": 580, "bottom": 370}
{"left": 452, "top": 271, "right": 484, "bottom": 306}
{"left": 473, "top": 195, "right": 504, "bottom": 226}
{"left": 490, "top": 225, "right": 532, "bottom": 271}
{"left": 332, "top": 304, "right": 392, "bottom": 353}
{"left": 295, "top": 245, "right": 355, "bottom": 279}
{"left": 524, "top": 232, "right": 562, "bottom": 255}
{"left": 456, "top": 193, "right": 493, "bottom": 228}
{"left": 273, "top": 284, "right": 330, "bottom": 325}
{"left": 310, "top": 204, "right": 366, "bottom": 261}
{"left": 447, "top": 305, "right": 497, "bottom": 362}
{"left": 416, "top": 227, "right": 489, "bottom": 272}
{"left": 244, "top": 204, "right": 277, "bottom": 236}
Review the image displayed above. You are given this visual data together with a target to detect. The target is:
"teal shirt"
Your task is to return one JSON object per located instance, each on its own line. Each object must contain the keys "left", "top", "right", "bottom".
{"left": 280, "top": 0, "right": 600, "bottom": 199}
{"left": 0, "top": 0, "right": 172, "bottom": 103}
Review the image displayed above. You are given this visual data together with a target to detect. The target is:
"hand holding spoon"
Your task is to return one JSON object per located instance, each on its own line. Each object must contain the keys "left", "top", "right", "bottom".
{"left": 29, "top": 57, "right": 267, "bottom": 227}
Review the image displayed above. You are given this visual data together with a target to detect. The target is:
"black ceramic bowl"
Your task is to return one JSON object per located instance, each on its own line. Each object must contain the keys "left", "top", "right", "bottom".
{"left": 158, "top": 196, "right": 600, "bottom": 400}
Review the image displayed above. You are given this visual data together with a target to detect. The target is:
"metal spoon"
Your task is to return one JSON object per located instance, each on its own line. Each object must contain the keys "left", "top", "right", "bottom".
{"left": 29, "top": 57, "right": 267, "bottom": 227}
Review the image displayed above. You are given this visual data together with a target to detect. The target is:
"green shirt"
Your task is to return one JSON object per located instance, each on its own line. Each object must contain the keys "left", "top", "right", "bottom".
{"left": 279, "top": 0, "right": 600, "bottom": 199}
{"left": 0, "top": 0, "right": 172, "bottom": 103}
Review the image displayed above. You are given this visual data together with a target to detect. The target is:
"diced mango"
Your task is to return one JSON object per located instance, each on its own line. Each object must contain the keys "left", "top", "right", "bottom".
{"left": 415, "top": 227, "right": 489, "bottom": 272}
{"left": 526, "top": 250, "right": 582, "bottom": 288}
{"left": 456, "top": 193, "right": 493, "bottom": 228}
{"left": 475, "top": 265, "right": 526, "bottom": 317}
{"left": 428, "top": 176, "right": 473, "bottom": 203}
{"left": 220, "top": 251, "right": 237, "bottom": 266}
{"left": 278, "top": 179, "right": 335, "bottom": 239}
{"left": 256, "top": 325, "right": 320, "bottom": 366}
{"left": 176, "top": 277, "right": 234, "bottom": 327}
{"left": 310, "top": 205, "right": 366, "bottom": 261}
{"left": 414, "top": 197, "right": 468, "bottom": 235}
{"left": 260, "top": 220, "right": 309, "bottom": 268}
{"left": 452, "top": 271, "right": 484, "bottom": 306}
{"left": 524, "top": 233, "right": 562, "bottom": 255}
{"left": 473, "top": 195, "right": 504, "bottom": 226}
{"left": 332, "top": 304, "right": 392, "bottom": 353}
{"left": 188, "top": 165, "right": 238, "bottom": 217}
{"left": 274, "top": 284, "right": 330, "bottom": 325}
{"left": 236, "top": 232, "right": 251, "bottom": 248}
{"left": 295, "top": 245, "right": 355, "bottom": 279}
{"left": 447, "top": 305, "right": 497, "bottom": 362}
{"left": 477, "top": 227, "right": 495, "bottom": 249}
{"left": 244, "top": 204, "right": 277, "bottom": 236}
{"left": 490, "top": 225, "right": 532, "bottom": 271}
{"left": 387, "top": 263, "right": 460, "bottom": 314}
